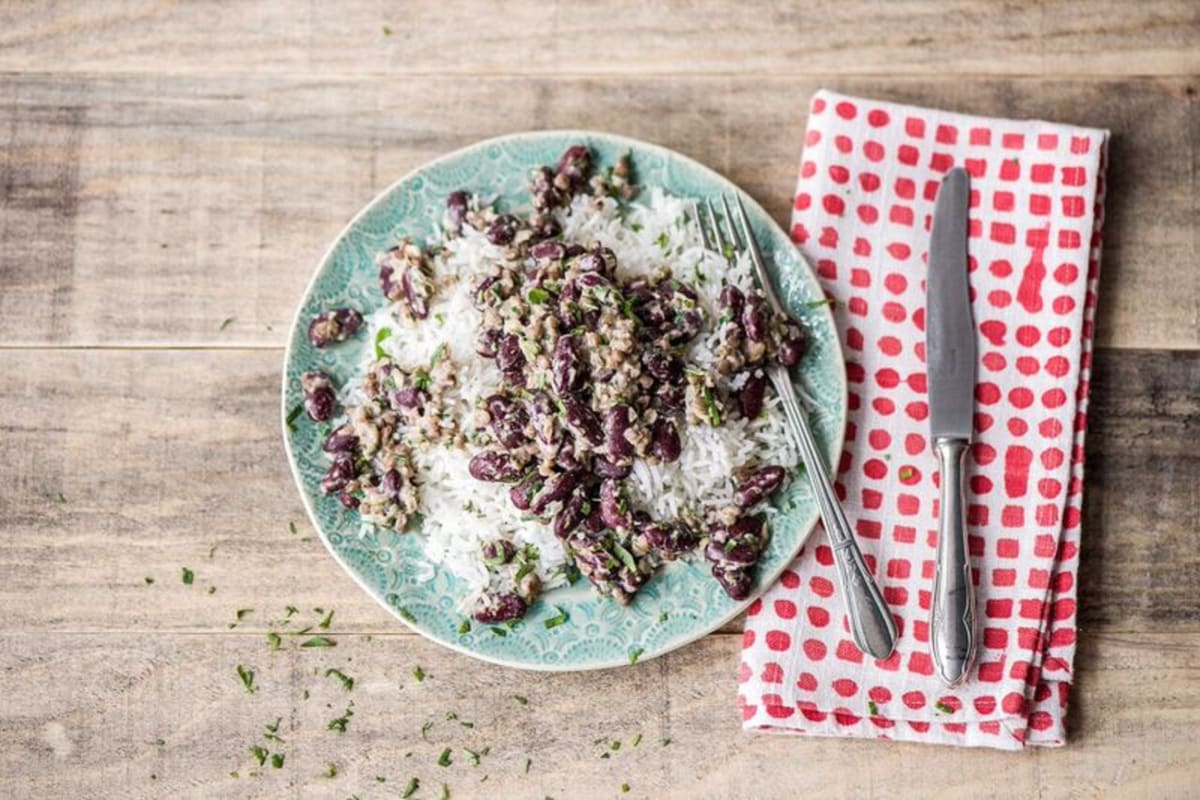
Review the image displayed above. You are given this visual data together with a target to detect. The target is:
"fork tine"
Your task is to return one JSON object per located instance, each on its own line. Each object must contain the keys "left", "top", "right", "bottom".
{"left": 704, "top": 198, "right": 727, "bottom": 255}
{"left": 732, "top": 193, "right": 766, "bottom": 273}
{"left": 695, "top": 200, "right": 717, "bottom": 252}
{"left": 719, "top": 194, "right": 742, "bottom": 251}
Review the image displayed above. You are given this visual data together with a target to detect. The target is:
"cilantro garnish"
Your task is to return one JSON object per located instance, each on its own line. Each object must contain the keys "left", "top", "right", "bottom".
{"left": 544, "top": 606, "right": 569, "bottom": 630}
{"left": 236, "top": 665, "right": 256, "bottom": 694}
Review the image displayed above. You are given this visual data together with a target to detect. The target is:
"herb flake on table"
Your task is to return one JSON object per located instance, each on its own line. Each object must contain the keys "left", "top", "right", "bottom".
{"left": 420, "top": 720, "right": 434, "bottom": 740}
{"left": 325, "top": 668, "right": 354, "bottom": 691}
{"left": 412, "top": 665, "right": 426, "bottom": 682}
{"left": 440, "top": 784, "right": 450, "bottom": 800}
{"left": 464, "top": 748, "right": 482, "bottom": 766}
{"left": 628, "top": 647, "right": 644, "bottom": 665}
{"left": 219, "top": 317, "right": 235, "bottom": 330}
{"left": 324, "top": 762, "right": 338, "bottom": 778}
{"left": 317, "top": 609, "right": 334, "bottom": 629}
{"left": 401, "top": 777, "right": 419, "bottom": 798}
{"left": 181, "top": 567, "right": 194, "bottom": 585}
{"left": 512, "top": 694, "right": 528, "bottom": 706}
{"left": 632, "top": 733, "right": 642, "bottom": 747}
{"left": 288, "top": 521, "right": 297, "bottom": 535}
{"left": 300, "top": 636, "right": 336, "bottom": 648}
{"left": 437, "top": 747, "right": 453, "bottom": 767}
{"left": 236, "top": 665, "right": 256, "bottom": 694}
{"left": 236, "top": 608, "right": 253, "bottom": 621}
{"left": 263, "top": 718, "right": 284, "bottom": 742}
{"left": 249, "top": 745, "right": 268, "bottom": 767}
{"left": 524, "top": 757, "right": 532, "bottom": 774}
{"left": 267, "top": 632, "right": 282, "bottom": 650}
{"left": 270, "top": 753, "right": 285, "bottom": 769}
{"left": 621, "top": 783, "right": 631, "bottom": 793}
{"left": 805, "top": 297, "right": 835, "bottom": 310}
{"left": 144, "top": 577, "right": 154, "bottom": 585}
{"left": 327, "top": 703, "right": 354, "bottom": 733}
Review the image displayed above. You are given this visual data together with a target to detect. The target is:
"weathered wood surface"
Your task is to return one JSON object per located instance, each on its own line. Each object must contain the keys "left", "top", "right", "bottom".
{"left": 0, "top": 348, "right": 1195, "bottom": 638}
{"left": 1, "top": 1, "right": 1198, "bottom": 78}
{"left": 2, "top": 2, "right": 1199, "bottom": 798}
{"left": 1, "top": 632, "right": 1197, "bottom": 800}
{"left": 0, "top": 73, "right": 1197, "bottom": 350}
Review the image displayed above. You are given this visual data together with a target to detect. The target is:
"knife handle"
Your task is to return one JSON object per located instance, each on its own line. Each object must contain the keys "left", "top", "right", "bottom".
{"left": 930, "top": 437, "right": 976, "bottom": 686}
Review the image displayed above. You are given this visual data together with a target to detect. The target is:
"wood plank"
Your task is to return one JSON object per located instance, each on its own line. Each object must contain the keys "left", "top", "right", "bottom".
{"left": 0, "top": 347, "right": 1195, "bottom": 637}
{"left": 0, "top": 631, "right": 1196, "bottom": 799}
{"left": 0, "top": 73, "right": 1196, "bottom": 349}
{"left": 0, "top": 1, "right": 1197, "bottom": 78}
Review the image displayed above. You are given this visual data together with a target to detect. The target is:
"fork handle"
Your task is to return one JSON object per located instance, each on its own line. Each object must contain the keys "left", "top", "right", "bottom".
{"left": 772, "top": 369, "right": 897, "bottom": 660}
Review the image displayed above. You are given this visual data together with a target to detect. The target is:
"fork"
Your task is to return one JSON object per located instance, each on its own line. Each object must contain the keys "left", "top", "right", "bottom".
{"left": 699, "top": 194, "right": 897, "bottom": 660}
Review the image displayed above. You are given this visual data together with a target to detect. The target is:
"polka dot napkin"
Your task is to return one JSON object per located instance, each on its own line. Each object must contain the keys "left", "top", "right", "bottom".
{"left": 739, "top": 90, "right": 1109, "bottom": 749}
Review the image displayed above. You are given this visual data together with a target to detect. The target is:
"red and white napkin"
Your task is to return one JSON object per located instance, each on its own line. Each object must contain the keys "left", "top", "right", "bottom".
{"left": 739, "top": 90, "right": 1109, "bottom": 749}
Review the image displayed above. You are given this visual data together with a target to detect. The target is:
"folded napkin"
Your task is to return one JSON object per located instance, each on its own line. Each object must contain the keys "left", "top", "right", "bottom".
{"left": 738, "top": 90, "right": 1109, "bottom": 749}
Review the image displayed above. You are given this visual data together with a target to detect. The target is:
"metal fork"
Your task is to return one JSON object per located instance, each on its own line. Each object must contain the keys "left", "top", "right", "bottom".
{"left": 699, "top": 194, "right": 897, "bottom": 660}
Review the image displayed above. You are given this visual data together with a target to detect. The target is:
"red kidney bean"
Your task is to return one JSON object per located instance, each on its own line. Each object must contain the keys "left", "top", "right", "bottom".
{"left": 656, "top": 383, "right": 685, "bottom": 412}
{"left": 583, "top": 503, "right": 606, "bottom": 534}
{"left": 649, "top": 418, "right": 681, "bottom": 463}
{"left": 481, "top": 539, "right": 516, "bottom": 566}
{"left": 643, "top": 351, "right": 683, "bottom": 383}
{"left": 575, "top": 252, "right": 605, "bottom": 273}
{"left": 668, "top": 310, "right": 703, "bottom": 345}
{"left": 530, "top": 166, "right": 562, "bottom": 211}
{"left": 777, "top": 322, "right": 807, "bottom": 367}
{"left": 555, "top": 145, "right": 591, "bottom": 193}
{"left": 552, "top": 335, "right": 585, "bottom": 396}
{"left": 712, "top": 568, "right": 752, "bottom": 601}
{"left": 734, "top": 465, "right": 787, "bottom": 507}
{"left": 554, "top": 441, "right": 581, "bottom": 471}
{"left": 496, "top": 334, "right": 525, "bottom": 373}
{"left": 307, "top": 308, "right": 363, "bottom": 348}
{"left": 532, "top": 240, "right": 566, "bottom": 261}
{"left": 380, "top": 468, "right": 404, "bottom": 498}
{"left": 391, "top": 386, "right": 426, "bottom": 411}
{"left": 320, "top": 457, "right": 355, "bottom": 494}
{"left": 446, "top": 190, "right": 469, "bottom": 234}
{"left": 604, "top": 405, "right": 635, "bottom": 460}
{"left": 742, "top": 294, "right": 767, "bottom": 342}
{"left": 486, "top": 394, "right": 528, "bottom": 449}
{"left": 719, "top": 284, "right": 745, "bottom": 318}
{"left": 323, "top": 425, "right": 359, "bottom": 454}
{"left": 704, "top": 538, "right": 758, "bottom": 566}
{"left": 473, "top": 592, "right": 527, "bottom": 623}
{"left": 738, "top": 371, "right": 767, "bottom": 419}
{"left": 486, "top": 214, "right": 519, "bottom": 246}
{"left": 468, "top": 451, "right": 521, "bottom": 482}
{"left": 401, "top": 269, "right": 429, "bottom": 320}
{"left": 599, "top": 478, "right": 631, "bottom": 530}
{"left": 553, "top": 492, "right": 586, "bottom": 538}
{"left": 531, "top": 471, "right": 578, "bottom": 515}
{"left": 509, "top": 473, "right": 540, "bottom": 511}
{"left": 563, "top": 397, "right": 603, "bottom": 446}
{"left": 475, "top": 327, "right": 501, "bottom": 358}
{"left": 594, "top": 455, "right": 633, "bottom": 479}
{"left": 525, "top": 391, "right": 558, "bottom": 445}
{"left": 532, "top": 214, "right": 561, "bottom": 241}
{"left": 304, "top": 386, "right": 336, "bottom": 422}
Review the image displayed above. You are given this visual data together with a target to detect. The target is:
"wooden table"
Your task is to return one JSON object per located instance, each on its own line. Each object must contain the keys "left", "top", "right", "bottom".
{"left": 1, "top": 3, "right": 1197, "bottom": 797}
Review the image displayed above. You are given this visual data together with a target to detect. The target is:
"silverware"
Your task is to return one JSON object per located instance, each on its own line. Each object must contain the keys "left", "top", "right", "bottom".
{"left": 926, "top": 167, "right": 978, "bottom": 686}
{"left": 699, "top": 194, "right": 897, "bottom": 661}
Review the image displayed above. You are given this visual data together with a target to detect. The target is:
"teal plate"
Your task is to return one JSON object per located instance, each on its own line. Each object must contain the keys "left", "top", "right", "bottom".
{"left": 281, "top": 131, "right": 846, "bottom": 671}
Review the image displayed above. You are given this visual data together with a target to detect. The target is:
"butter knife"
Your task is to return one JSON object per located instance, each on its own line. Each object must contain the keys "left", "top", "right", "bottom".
{"left": 927, "top": 167, "right": 978, "bottom": 686}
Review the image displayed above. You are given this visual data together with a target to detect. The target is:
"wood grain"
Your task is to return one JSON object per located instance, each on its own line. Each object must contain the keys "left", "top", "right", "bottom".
{"left": 1, "top": 631, "right": 1196, "bottom": 799}
{"left": 0, "top": 73, "right": 1196, "bottom": 350}
{"left": 0, "top": 347, "right": 1195, "bottom": 637}
{"left": 0, "top": 1, "right": 1197, "bottom": 78}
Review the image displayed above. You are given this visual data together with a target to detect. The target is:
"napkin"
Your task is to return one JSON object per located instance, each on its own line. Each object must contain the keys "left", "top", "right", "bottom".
{"left": 738, "top": 90, "right": 1109, "bottom": 749}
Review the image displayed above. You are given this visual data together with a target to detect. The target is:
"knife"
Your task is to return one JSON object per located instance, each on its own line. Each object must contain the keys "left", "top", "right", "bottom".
{"left": 927, "top": 167, "right": 978, "bottom": 687}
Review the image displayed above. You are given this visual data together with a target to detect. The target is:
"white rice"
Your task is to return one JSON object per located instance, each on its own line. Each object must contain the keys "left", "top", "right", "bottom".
{"left": 347, "top": 189, "right": 799, "bottom": 608}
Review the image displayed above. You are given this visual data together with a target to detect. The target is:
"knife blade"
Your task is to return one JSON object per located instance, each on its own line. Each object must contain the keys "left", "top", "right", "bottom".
{"left": 927, "top": 167, "right": 978, "bottom": 687}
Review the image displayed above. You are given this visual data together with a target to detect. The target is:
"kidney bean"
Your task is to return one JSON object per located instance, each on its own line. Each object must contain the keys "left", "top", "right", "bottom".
{"left": 738, "top": 371, "right": 767, "bottom": 419}
{"left": 638, "top": 517, "right": 698, "bottom": 559}
{"left": 379, "top": 261, "right": 401, "bottom": 303}
{"left": 594, "top": 456, "right": 632, "bottom": 479}
{"left": 323, "top": 425, "right": 359, "bottom": 454}
{"left": 401, "top": 268, "right": 429, "bottom": 320}
{"left": 304, "top": 385, "right": 336, "bottom": 422}
{"left": 583, "top": 502, "right": 606, "bottom": 534}
{"left": 320, "top": 456, "right": 356, "bottom": 494}
{"left": 532, "top": 214, "right": 561, "bottom": 241}
{"left": 728, "top": 512, "right": 768, "bottom": 543}
{"left": 734, "top": 465, "right": 787, "bottom": 507}
{"left": 599, "top": 478, "right": 631, "bottom": 530}
{"left": 475, "top": 327, "right": 501, "bottom": 358}
{"left": 530, "top": 166, "right": 562, "bottom": 211}
{"left": 575, "top": 252, "right": 605, "bottom": 274}
{"left": 307, "top": 308, "right": 363, "bottom": 348}
{"left": 486, "top": 394, "right": 528, "bottom": 449}
{"left": 719, "top": 284, "right": 745, "bottom": 318}
{"left": 704, "top": 538, "right": 758, "bottom": 566}
{"left": 553, "top": 492, "right": 586, "bottom": 539}
{"left": 643, "top": 351, "right": 682, "bottom": 383}
{"left": 552, "top": 335, "right": 585, "bottom": 396}
{"left": 712, "top": 567, "right": 753, "bottom": 601}
{"left": 563, "top": 397, "right": 603, "bottom": 446}
{"left": 742, "top": 295, "right": 767, "bottom": 342}
{"left": 557, "top": 280, "right": 581, "bottom": 327}
{"left": 532, "top": 240, "right": 566, "bottom": 262}
{"left": 777, "top": 322, "right": 807, "bottom": 367}
{"left": 481, "top": 539, "right": 516, "bottom": 566}
{"left": 337, "top": 491, "right": 360, "bottom": 510}
{"left": 473, "top": 592, "right": 527, "bottom": 623}
{"left": 496, "top": 334, "right": 525, "bottom": 373}
{"left": 391, "top": 386, "right": 426, "bottom": 411}
{"left": 468, "top": 450, "right": 521, "bottom": 482}
{"left": 603, "top": 405, "right": 635, "bottom": 460}
{"left": 525, "top": 391, "right": 558, "bottom": 445}
{"left": 486, "top": 214, "right": 519, "bottom": 246}
{"left": 667, "top": 309, "right": 703, "bottom": 345}
{"left": 445, "top": 190, "right": 469, "bottom": 234}
{"left": 509, "top": 473, "right": 540, "bottom": 511}
{"left": 555, "top": 144, "right": 591, "bottom": 193}
{"left": 380, "top": 468, "right": 404, "bottom": 498}
{"left": 554, "top": 441, "right": 580, "bottom": 471}
{"left": 656, "top": 383, "right": 685, "bottom": 412}
{"left": 531, "top": 471, "right": 578, "bottom": 515}
{"left": 648, "top": 418, "right": 681, "bottom": 463}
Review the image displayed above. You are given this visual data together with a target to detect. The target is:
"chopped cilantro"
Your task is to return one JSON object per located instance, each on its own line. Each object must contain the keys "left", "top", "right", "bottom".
{"left": 267, "top": 631, "right": 281, "bottom": 650}
{"left": 898, "top": 467, "right": 915, "bottom": 481}
{"left": 236, "top": 665, "right": 256, "bottom": 694}
{"left": 660, "top": 737, "right": 672, "bottom": 746}
{"left": 621, "top": 783, "right": 631, "bottom": 793}
{"left": 490, "top": 626, "right": 507, "bottom": 637}
{"left": 440, "top": 784, "right": 450, "bottom": 800}
{"left": 325, "top": 668, "right": 354, "bottom": 691}
{"left": 284, "top": 605, "right": 298, "bottom": 618}
{"left": 402, "top": 777, "right": 419, "bottom": 798}
{"left": 805, "top": 297, "right": 835, "bottom": 310}
{"left": 630, "top": 222, "right": 643, "bottom": 232}
{"left": 701, "top": 384, "right": 722, "bottom": 426}
{"left": 658, "top": 611, "right": 669, "bottom": 623}
{"left": 270, "top": 753, "right": 285, "bottom": 769}
{"left": 612, "top": 542, "right": 639, "bottom": 573}
{"left": 457, "top": 619, "right": 471, "bottom": 635}
{"left": 317, "top": 609, "right": 334, "bottom": 629}
{"left": 249, "top": 745, "right": 267, "bottom": 766}
{"left": 236, "top": 608, "right": 253, "bottom": 621}
{"left": 327, "top": 703, "right": 354, "bottom": 733}
{"left": 524, "top": 757, "right": 532, "bottom": 774}
{"left": 434, "top": 312, "right": 446, "bottom": 327}
{"left": 935, "top": 701, "right": 955, "bottom": 714}
{"left": 412, "top": 370, "right": 432, "bottom": 390}
{"left": 181, "top": 567, "right": 194, "bottom": 585}
{"left": 324, "top": 762, "right": 338, "bottom": 778}
{"left": 544, "top": 606, "right": 569, "bottom": 630}
{"left": 512, "top": 694, "right": 528, "bottom": 705}
{"left": 527, "top": 287, "right": 550, "bottom": 305}
{"left": 465, "top": 748, "right": 481, "bottom": 766}
{"left": 632, "top": 733, "right": 642, "bottom": 747}
{"left": 143, "top": 576, "right": 154, "bottom": 585}
{"left": 375, "top": 327, "right": 393, "bottom": 359}
{"left": 412, "top": 665, "right": 426, "bottom": 682}
{"left": 381, "top": 24, "right": 392, "bottom": 36}
{"left": 420, "top": 721, "right": 434, "bottom": 740}
{"left": 628, "top": 647, "right": 644, "bottom": 665}
{"left": 655, "top": 232, "right": 670, "bottom": 249}
{"left": 285, "top": 403, "right": 303, "bottom": 432}
{"left": 437, "top": 748, "right": 453, "bottom": 767}
{"left": 430, "top": 342, "right": 447, "bottom": 367}
{"left": 300, "top": 636, "right": 336, "bottom": 648}
{"left": 207, "top": 585, "right": 216, "bottom": 594}
{"left": 868, "top": 700, "right": 880, "bottom": 716}
{"left": 219, "top": 317, "right": 234, "bottom": 330}
{"left": 398, "top": 606, "right": 416, "bottom": 623}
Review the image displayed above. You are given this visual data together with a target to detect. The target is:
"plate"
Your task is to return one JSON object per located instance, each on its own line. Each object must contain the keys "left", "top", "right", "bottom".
{"left": 281, "top": 131, "right": 846, "bottom": 671}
